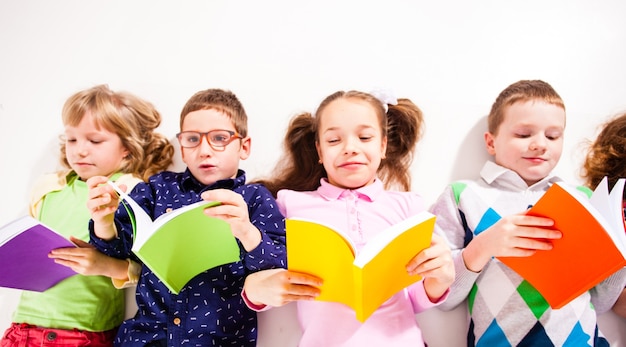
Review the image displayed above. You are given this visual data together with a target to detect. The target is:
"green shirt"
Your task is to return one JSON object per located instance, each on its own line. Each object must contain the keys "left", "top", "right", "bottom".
{"left": 13, "top": 172, "right": 132, "bottom": 331}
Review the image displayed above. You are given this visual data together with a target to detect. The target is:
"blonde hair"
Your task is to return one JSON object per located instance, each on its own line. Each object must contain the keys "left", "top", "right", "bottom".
{"left": 60, "top": 84, "right": 174, "bottom": 181}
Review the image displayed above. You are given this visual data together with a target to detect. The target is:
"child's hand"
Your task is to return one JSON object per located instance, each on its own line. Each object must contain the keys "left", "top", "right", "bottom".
{"left": 406, "top": 233, "right": 455, "bottom": 301}
{"left": 200, "top": 189, "right": 261, "bottom": 252}
{"left": 86, "top": 176, "right": 124, "bottom": 240}
{"left": 49, "top": 237, "right": 117, "bottom": 277}
{"left": 243, "top": 268, "right": 322, "bottom": 307}
{"left": 463, "top": 213, "right": 561, "bottom": 272}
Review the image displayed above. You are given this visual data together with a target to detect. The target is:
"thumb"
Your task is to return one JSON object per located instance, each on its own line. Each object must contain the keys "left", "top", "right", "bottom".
{"left": 70, "top": 236, "right": 94, "bottom": 248}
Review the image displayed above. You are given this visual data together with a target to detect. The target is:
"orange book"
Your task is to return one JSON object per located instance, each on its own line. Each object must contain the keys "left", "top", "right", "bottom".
{"left": 286, "top": 211, "right": 435, "bottom": 322}
{"left": 498, "top": 177, "right": 626, "bottom": 309}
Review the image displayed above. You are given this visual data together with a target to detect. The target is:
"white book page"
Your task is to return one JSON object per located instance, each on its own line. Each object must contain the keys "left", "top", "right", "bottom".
{"left": 107, "top": 181, "right": 154, "bottom": 249}
{"left": 353, "top": 211, "right": 434, "bottom": 268}
{"left": 588, "top": 178, "right": 626, "bottom": 256}
{"left": 0, "top": 216, "right": 39, "bottom": 246}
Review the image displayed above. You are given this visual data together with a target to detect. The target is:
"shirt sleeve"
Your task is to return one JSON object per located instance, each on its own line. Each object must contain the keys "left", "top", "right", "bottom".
{"left": 239, "top": 184, "right": 286, "bottom": 271}
{"left": 406, "top": 280, "right": 450, "bottom": 313}
{"left": 89, "top": 181, "right": 152, "bottom": 260}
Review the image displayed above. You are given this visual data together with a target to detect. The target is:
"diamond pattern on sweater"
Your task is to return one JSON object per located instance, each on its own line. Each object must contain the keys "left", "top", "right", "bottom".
{"left": 517, "top": 280, "right": 549, "bottom": 319}
{"left": 475, "top": 207, "right": 501, "bottom": 234}
{"left": 476, "top": 319, "right": 510, "bottom": 347}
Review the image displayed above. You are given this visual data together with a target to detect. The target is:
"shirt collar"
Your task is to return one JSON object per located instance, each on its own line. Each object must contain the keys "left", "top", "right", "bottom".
{"left": 316, "top": 178, "right": 384, "bottom": 202}
{"left": 480, "top": 160, "right": 562, "bottom": 191}
{"left": 180, "top": 168, "right": 247, "bottom": 192}
{"left": 65, "top": 171, "right": 124, "bottom": 184}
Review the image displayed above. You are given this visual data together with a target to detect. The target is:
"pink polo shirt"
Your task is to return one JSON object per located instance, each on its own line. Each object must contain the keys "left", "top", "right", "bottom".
{"left": 277, "top": 178, "right": 446, "bottom": 347}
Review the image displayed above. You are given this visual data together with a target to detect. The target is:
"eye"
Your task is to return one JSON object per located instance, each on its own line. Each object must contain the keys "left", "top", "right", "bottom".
{"left": 186, "top": 135, "right": 200, "bottom": 143}
{"left": 359, "top": 135, "right": 373, "bottom": 141}
{"left": 515, "top": 133, "right": 530, "bottom": 138}
{"left": 546, "top": 132, "right": 562, "bottom": 141}
{"left": 211, "top": 133, "right": 230, "bottom": 143}
{"left": 546, "top": 131, "right": 563, "bottom": 141}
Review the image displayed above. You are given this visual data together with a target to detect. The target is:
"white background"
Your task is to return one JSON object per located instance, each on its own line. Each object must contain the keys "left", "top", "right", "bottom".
{"left": 1, "top": 1, "right": 626, "bottom": 346}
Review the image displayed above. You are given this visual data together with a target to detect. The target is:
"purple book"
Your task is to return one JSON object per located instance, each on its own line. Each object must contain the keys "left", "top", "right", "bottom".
{"left": 0, "top": 216, "right": 77, "bottom": 292}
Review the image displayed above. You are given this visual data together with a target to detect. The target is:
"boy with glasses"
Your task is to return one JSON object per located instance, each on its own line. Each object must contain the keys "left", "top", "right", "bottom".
{"left": 86, "top": 88, "right": 286, "bottom": 347}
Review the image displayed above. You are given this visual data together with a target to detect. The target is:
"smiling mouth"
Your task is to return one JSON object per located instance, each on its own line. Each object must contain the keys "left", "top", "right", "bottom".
{"left": 339, "top": 162, "right": 363, "bottom": 168}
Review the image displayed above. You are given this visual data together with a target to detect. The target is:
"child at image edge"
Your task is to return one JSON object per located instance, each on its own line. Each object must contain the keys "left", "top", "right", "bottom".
{"left": 430, "top": 79, "right": 626, "bottom": 346}
{"left": 87, "top": 88, "right": 286, "bottom": 347}
{"left": 0, "top": 84, "right": 174, "bottom": 347}
{"left": 242, "top": 90, "right": 455, "bottom": 347}
{"left": 581, "top": 111, "right": 626, "bottom": 320}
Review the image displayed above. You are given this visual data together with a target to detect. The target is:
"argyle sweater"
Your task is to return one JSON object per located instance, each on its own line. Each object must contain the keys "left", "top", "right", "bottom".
{"left": 430, "top": 161, "right": 626, "bottom": 346}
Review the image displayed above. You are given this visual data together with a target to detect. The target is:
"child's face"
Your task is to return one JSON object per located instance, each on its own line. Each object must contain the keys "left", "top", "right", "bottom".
{"left": 484, "top": 100, "right": 565, "bottom": 186}
{"left": 316, "top": 98, "right": 387, "bottom": 189}
{"left": 180, "top": 109, "right": 250, "bottom": 186}
{"left": 64, "top": 111, "right": 129, "bottom": 180}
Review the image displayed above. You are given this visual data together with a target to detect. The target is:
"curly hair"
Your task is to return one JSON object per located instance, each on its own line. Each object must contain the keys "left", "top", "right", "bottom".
{"left": 581, "top": 112, "right": 626, "bottom": 191}
{"left": 60, "top": 84, "right": 174, "bottom": 181}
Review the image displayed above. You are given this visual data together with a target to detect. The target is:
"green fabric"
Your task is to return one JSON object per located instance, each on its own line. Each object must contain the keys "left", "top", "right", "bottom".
{"left": 13, "top": 172, "right": 125, "bottom": 331}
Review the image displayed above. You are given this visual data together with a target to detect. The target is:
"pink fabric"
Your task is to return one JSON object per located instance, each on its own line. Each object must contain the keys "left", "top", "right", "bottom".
{"left": 277, "top": 179, "right": 446, "bottom": 347}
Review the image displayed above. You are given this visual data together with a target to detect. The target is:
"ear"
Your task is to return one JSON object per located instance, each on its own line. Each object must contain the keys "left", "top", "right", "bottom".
{"left": 315, "top": 140, "right": 323, "bottom": 163}
{"left": 239, "top": 136, "right": 251, "bottom": 160}
{"left": 484, "top": 131, "right": 496, "bottom": 156}
{"left": 179, "top": 145, "right": 188, "bottom": 165}
{"left": 381, "top": 136, "right": 388, "bottom": 159}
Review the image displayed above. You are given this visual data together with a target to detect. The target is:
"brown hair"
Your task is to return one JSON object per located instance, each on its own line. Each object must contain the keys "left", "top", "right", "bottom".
{"left": 60, "top": 84, "right": 174, "bottom": 181}
{"left": 179, "top": 88, "right": 248, "bottom": 137}
{"left": 255, "top": 90, "right": 424, "bottom": 196}
{"left": 581, "top": 112, "right": 626, "bottom": 191}
{"left": 488, "top": 80, "right": 565, "bottom": 135}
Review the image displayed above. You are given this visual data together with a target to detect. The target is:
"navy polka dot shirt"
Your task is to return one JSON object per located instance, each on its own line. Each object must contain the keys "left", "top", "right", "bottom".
{"left": 90, "top": 169, "right": 286, "bottom": 347}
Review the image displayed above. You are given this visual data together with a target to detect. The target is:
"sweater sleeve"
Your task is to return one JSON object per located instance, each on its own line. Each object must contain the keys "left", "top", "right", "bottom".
{"left": 429, "top": 183, "right": 479, "bottom": 310}
{"left": 590, "top": 266, "right": 626, "bottom": 314}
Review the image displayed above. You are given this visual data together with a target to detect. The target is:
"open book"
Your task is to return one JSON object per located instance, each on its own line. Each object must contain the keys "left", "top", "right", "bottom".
{"left": 108, "top": 181, "right": 241, "bottom": 294}
{"left": 498, "top": 177, "right": 626, "bottom": 309}
{"left": 0, "top": 216, "right": 77, "bottom": 292}
{"left": 286, "top": 211, "right": 435, "bottom": 322}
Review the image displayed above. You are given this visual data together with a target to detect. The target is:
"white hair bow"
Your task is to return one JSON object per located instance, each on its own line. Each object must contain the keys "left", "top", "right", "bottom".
{"left": 369, "top": 89, "right": 398, "bottom": 113}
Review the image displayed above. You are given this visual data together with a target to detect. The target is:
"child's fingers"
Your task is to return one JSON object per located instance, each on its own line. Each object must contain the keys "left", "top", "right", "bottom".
{"left": 406, "top": 235, "right": 452, "bottom": 275}
{"left": 285, "top": 271, "right": 323, "bottom": 287}
{"left": 69, "top": 236, "right": 94, "bottom": 248}
{"left": 201, "top": 189, "right": 244, "bottom": 207}
{"left": 86, "top": 175, "right": 108, "bottom": 190}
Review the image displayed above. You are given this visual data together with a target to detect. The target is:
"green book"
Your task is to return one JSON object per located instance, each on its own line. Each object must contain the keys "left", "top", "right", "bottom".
{"left": 107, "top": 181, "right": 240, "bottom": 294}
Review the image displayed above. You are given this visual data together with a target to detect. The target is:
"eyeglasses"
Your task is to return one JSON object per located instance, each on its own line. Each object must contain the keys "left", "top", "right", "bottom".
{"left": 176, "top": 130, "right": 243, "bottom": 151}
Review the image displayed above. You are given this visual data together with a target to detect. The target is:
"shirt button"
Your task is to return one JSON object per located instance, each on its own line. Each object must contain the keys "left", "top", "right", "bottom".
{"left": 46, "top": 332, "right": 57, "bottom": 341}
{"left": 173, "top": 317, "right": 181, "bottom": 325}
{"left": 166, "top": 208, "right": 173, "bottom": 213}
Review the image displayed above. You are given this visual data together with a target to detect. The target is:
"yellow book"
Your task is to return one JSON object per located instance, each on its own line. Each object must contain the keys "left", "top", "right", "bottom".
{"left": 286, "top": 211, "right": 435, "bottom": 322}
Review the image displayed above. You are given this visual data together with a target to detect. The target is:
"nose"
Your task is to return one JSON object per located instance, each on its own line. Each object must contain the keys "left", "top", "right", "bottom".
{"left": 197, "top": 134, "right": 214, "bottom": 155}
{"left": 77, "top": 140, "right": 89, "bottom": 156}
{"left": 529, "top": 136, "right": 546, "bottom": 151}
{"left": 342, "top": 136, "right": 358, "bottom": 154}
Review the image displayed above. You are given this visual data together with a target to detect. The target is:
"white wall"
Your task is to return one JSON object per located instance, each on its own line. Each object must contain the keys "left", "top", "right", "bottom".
{"left": 1, "top": 1, "right": 626, "bottom": 346}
